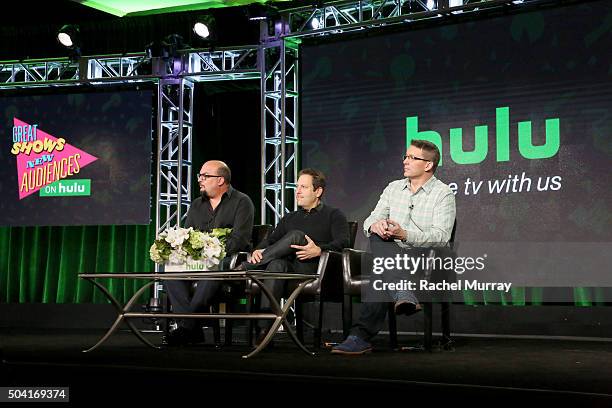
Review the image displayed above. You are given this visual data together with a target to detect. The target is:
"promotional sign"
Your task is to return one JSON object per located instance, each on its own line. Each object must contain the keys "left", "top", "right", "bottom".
{"left": 0, "top": 87, "right": 153, "bottom": 226}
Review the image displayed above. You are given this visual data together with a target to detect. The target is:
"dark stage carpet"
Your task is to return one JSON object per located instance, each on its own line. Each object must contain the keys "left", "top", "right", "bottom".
{"left": 1, "top": 328, "right": 611, "bottom": 405}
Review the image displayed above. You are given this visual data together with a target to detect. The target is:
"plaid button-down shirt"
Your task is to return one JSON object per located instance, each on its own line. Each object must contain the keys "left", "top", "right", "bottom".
{"left": 363, "top": 175, "right": 456, "bottom": 247}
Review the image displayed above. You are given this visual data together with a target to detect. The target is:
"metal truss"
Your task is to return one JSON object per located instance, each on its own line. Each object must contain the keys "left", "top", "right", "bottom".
{"left": 0, "top": 58, "right": 79, "bottom": 87}
{"left": 0, "top": 46, "right": 260, "bottom": 88}
{"left": 0, "top": 54, "right": 155, "bottom": 89}
{"left": 186, "top": 46, "right": 260, "bottom": 81}
{"left": 152, "top": 45, "right": 262, "bottom": 240}
{"left": 151, "top": 77, "right": 195, "bottom": 317}
{"left": 85, "top": 53, "right": 152, "bottom": 81}
{"left": 260, "top": 36, "right": 299, "bottom": 225}
{"left": 283, "top": 0, "right": 528, "bottom": 37}
{"left": 155, "top": 78, "right": 194, "bottom": 237}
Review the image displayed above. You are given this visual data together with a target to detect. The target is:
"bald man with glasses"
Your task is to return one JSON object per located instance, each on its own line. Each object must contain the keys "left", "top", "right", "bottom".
{"left": 164, "top": 160, "right": 254, "bottom": 346}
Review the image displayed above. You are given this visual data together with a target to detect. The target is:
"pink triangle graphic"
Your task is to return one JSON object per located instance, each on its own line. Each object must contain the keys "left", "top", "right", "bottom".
{"left": 14, "top": 118, "right": 98, "bottom": 200}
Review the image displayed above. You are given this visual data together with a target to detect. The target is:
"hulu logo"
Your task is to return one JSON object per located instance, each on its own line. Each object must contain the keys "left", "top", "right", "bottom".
{"left": 406, "top": 107, "right": 560, "bottom": 166}
{"left": 40, "top": 179, "right": 91, "bottom": 197}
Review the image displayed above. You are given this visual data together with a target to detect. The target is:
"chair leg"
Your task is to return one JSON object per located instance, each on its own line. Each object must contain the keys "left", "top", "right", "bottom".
{"left": 247, "top": 293, "right": 256, "bottom": 347}
{"left": 212, "top": 305, "right": 221, "bottom": 346}
{"left": 424, "top": 303, "right": 433, "bottom": 352}
{"left": 342, "top": 294, "right": 352, "bottom": 338}
{"left": 295, "top": 299, "right": 304, "bottom": 343}
{"left": 162, "top": 290, "right": 171, "bottom": 336}
{"left": 224, "top": 302, "right": 233, "bottom": 346}
{"left": 441, "top": 301, "right": 452, "bottom": 348}
{"left": 314, "top": 296, "right": 323, "bottom": 349}
{"left": 387, "top": 303, "right": 398, "bottom": 350}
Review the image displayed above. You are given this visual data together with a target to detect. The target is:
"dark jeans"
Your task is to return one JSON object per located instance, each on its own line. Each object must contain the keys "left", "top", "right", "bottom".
{"left": 246, "top": 229, "right": 319, "bottom": 312}
{"left": 164, "top": 257, "right": 233, "bottom": 331}
{"left": 350, "top": 235, "right": 425, "bottom": 342}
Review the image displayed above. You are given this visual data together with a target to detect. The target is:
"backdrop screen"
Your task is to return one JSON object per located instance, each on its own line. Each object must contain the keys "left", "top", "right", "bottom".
{"left": 302, "top": 0, "right": 612, "bottom": 298}
{"left": 0, "top": 86, "right": 153, "bottom": 226}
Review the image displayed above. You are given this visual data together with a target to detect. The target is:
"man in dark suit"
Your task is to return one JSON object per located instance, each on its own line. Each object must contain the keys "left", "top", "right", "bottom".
{"left": 164, "top": 160, "right": 254, "bottom": 346}
{"left": 241, "top": 168, "right": 349, "bottom": 343}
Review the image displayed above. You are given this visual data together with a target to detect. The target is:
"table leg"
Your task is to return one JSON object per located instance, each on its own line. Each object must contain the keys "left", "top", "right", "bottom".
{"left": 82, "top": 279, "right": 160, "bottom": 352}
{"left": 276, "top": 281, "right": 316, "bottom": 356}
{"left": 243, "top": 276, "right": 315, "bottom": 359}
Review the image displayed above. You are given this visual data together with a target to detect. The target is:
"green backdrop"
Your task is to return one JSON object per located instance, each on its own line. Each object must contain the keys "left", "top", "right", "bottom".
{"left": 0, "top": 224, "right": 603, "bottom": 305}
{"left": 0, "top": 224, "right": 154, "bottom": 304}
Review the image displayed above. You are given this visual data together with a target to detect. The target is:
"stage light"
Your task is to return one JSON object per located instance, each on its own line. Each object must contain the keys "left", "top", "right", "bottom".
{"left": 247, "top": 3, "right": 267, "bottom": 21}
{"left": 145, "top": 34, "right": 184, "bottom": 59}
{"left": 57, "top": 25, "right": 80, "bottom": 48}
{"left": 246, "top": 3, "right": 279, "bottom": 21}
{"left": 426, "top": 0, "right": 436, "bottom": 10}
{"left": 58, "top": 32, "right": 72, "bottom": 47}
{"left": 193, "top": 15, "right": 215, "bottom": 39}
{"left": 194, "top": 22, "right": 209, "bottom": 38}
{"left": 311, "top": 17, "right": 321, "bottom": 29}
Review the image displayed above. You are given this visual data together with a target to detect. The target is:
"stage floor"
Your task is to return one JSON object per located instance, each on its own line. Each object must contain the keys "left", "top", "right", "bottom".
{"left": 1, "top": 328, "right": 611, "bottom": 404}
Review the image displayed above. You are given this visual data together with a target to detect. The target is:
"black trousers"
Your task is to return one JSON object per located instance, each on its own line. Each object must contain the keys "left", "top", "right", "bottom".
{"left": 350, "top": 235, "right": 426, "bottom": 342}
{"left": 164, "top": 257, "right": 233, "bottom": 330}
{"left": 246, "top": 230, "right": 319, "bottom": 311}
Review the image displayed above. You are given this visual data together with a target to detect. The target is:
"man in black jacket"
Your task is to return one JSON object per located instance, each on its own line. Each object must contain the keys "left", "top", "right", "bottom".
{"left": 242, "top": 168, "right": 349, "bottom": 338}
{"left": 164, "top": 160, "right": 254, "bottom": 345}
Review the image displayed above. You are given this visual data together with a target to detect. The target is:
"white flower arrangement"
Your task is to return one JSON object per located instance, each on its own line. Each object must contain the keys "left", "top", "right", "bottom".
{"left": 149, "top": 227, "right": 231, "bottom": 270}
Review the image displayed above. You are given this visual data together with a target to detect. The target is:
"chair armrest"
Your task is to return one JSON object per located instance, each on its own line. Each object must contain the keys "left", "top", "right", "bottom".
{"left": 297, "top": 251, "right": 343, "bottom": 298}
{"left": 228, "top": 252, "right": 249, "bottom": 270}
{"left": 249, "top": 251, "right": 344, "bottom": 298}
{"left": 313, "top": 250, "right": 343, "bottom": 298}
{"left": 423, "top": 246, "right": 458, "bottom": 282}
{"left": 341, "top": 248, "right": 368, "bottom": 291}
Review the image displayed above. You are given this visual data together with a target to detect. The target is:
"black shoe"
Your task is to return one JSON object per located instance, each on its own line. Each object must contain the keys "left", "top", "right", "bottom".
{"left": 187, "top": 327, "right": 205, "bottom": 345}
{"left": 162, "top": 326, "right": 190, "bottom": 347}
{"left": 394, "top": 301, "right": 422, "bottom": 317}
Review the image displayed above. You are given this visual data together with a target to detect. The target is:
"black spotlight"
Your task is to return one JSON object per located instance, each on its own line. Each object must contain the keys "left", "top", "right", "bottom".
{"left": 57, "top": 24, "right": 81, "bottom": 60}
{"left": 193, "top": 15, "right": 216, "bottom": 40}
{"left": 146, "top": 34, "right": 184, "bottom": 59}
{"left": 57, "top": 24, "right": 80, "bottom": 49}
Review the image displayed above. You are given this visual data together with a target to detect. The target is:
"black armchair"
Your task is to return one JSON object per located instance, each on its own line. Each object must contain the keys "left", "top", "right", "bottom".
{"left": 410, "top": 220, "right": 457, "bottom": 351}
{"left": 211, "top": 224, "right": 273, "bottom": 346}
{"left": 341, "top": 248, "right": 399, "bottom": 349}
{"left": 246, "top": 221, "right": 359, "bottom": 349}
{"left": 226, "top": 224, "right": 274, "bottom": 270}
{"left": 342, "top": 221, "right": 457, "bottom": 351}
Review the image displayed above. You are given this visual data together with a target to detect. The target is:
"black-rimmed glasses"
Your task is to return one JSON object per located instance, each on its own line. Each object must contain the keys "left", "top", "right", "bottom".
{"left": 403, "top": 154, "right": 430, "bottom": 162}
{"left": 197, "top": 173, "right": 223, "bottom": 180}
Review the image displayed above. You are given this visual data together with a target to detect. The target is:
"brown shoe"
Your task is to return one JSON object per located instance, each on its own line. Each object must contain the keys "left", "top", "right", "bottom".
{"left": 394, "top": 301, "right": 422, "bottom": 317}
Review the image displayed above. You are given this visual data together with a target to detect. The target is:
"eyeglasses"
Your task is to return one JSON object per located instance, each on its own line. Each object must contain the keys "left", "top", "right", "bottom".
{"left": 197, "top": 173, "right": 223, "bottom": 180}
{"left": 403, "top": 154, "right": 430, "bottom": 162}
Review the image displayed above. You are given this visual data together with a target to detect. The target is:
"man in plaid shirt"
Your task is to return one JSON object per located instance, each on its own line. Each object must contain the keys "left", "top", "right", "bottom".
{"left": 332, "top": 139, "right": 456, "bottom": 355}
